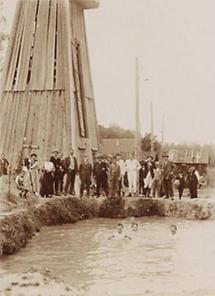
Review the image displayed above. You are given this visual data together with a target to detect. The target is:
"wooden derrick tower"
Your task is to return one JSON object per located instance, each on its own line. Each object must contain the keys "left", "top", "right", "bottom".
{"left": 0, "top": 0, "right": 99, "bottom": 169}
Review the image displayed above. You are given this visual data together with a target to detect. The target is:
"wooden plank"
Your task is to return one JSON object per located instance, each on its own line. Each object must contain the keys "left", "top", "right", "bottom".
{"left": 0, "top": 93, "right": 13, "bottom": 154}
{"left": 44, "top": 92, "right": 53, "bottom": 156}
{"left": 3, "top": 93, "right": 20, "bottom": 165}
{"left": 45, "top": 0, "right": 57, "bottom": 90}
{"left": 30, "top": 0, "right": 50, "bottom": 90}
{"left": 0, "top": 1, "right": 22, "bottom": 94}
{"left": 5, "top": 1, "right": 26, "bottom": 90}
{"left": 55, "top": 0, "right": 64, "bottom": 90}
{"left": 10, "top": 92, "right": 25, "bottom": 169}
{"left": 37, "top": 91, "right": 48, "bottom": 161}
{"left": 16, "top": 0, "right": 38, "bottom": 91}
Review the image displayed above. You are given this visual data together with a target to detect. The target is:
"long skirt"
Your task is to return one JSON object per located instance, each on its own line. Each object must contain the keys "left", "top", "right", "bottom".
{"left": 40, "top": 172, "right": 53, "bottom": 197}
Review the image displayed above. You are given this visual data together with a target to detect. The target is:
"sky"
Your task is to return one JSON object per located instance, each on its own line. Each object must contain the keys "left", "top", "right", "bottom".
{"left": 2, "top": 0, "right": 215, "bottom": 144}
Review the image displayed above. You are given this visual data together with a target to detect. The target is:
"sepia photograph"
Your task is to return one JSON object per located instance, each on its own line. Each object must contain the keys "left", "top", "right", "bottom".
{"left": 0, "top": 0, "right": 215, "bottom": 295}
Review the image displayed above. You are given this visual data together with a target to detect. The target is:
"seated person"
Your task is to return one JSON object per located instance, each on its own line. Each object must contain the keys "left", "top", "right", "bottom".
{"left": 15, "top": 167, "right": 31, "bottom": 198}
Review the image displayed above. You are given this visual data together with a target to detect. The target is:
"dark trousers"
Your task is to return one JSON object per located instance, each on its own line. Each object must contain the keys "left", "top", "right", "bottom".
{"left": 96, "top": 175, "right": 109, "bottom": 197}
{"left": 80, "top": 178, "right": 91, "bottom": 197}
{"left": 53, "top": 172, "right": 60, "bottom": 194}
{"left": 139, "top": 179, "right": 145, "bottom": 195}
{"left": 65, "top": 170, "right": 76, "bottom": 194}
{"left": 59, "top": 172, "right": 65, "bottom": 193}
{"left": 189, "top": 184, "right": 198, "bottom": 198}
{"left": 163, "top": 179, "right": 173, "bottom": 198}
{"left": 178, "top": 186, "right": 184, "bottom": 199}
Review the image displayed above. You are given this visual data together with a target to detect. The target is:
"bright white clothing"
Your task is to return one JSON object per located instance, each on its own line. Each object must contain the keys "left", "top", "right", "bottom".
{"left": 127, "top": 171, "right": 137, "bottom": 194}
{"left": 125, "top": 159, "right": 140, "bottom": 172}
{"left": 44, "top": 161, "right": 54, "bottom": 172}
{"left": 144, "top": 172, "right": 153, "bottom": 189}
{"left": 126, "top": 159, "right": 140, "bottom": 194}
{"left": 117, "top": 159, "right": 126, "bottom": 176}
{"left": 69, "top": 155, "right": 75, "bottom": 170}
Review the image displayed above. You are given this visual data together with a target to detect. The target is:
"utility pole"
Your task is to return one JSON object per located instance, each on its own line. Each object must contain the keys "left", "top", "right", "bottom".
{"left": 161, "top": 114, "right": 165, "bottom": 146}
{"left": 135, "top": 57, "right": 140, "bottom": 160}
{"left": 150, "top": 102, "right": 154, "bottom": 156}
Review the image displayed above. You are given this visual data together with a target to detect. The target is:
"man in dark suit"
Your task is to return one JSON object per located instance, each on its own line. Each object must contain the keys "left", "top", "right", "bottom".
{"left": 162, "top": 154, "right": 176, "bottom": 199}
{"left": 93, "top": 154, "right": 109, "bottom": 197}
{"left": 64, "top": 149, "right": 78, "bottom": 195}
{"left": 79, "top": 157, "right": 92, "bottom": 197}
{"left": 50, "top": 149, "right": 62, "bottom": 196}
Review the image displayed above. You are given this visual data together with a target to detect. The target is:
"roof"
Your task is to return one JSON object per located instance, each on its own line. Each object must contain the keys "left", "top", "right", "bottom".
{"left": 168, "top": 148, "right": 209, "bottom": 164}
{"left": 99, "top": 139, "right": 135, "bottom": 157}
{"left": 75, "top": 0, "right": 99, "bottom": 9}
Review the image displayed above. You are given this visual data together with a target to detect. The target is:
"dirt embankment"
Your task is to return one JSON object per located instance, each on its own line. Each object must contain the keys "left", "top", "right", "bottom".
{"left": 0, "top": 175, "right": 215, "bottom": 256}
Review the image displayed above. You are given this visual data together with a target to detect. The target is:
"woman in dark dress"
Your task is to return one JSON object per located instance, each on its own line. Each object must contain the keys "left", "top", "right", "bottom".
{"left": 40, "top": 156, "right": 55, "bottom": 197}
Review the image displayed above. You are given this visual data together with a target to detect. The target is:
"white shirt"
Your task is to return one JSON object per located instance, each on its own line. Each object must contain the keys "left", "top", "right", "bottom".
{"left": 117, "top": 159, "right": 126, "bottom": 176}
{"left": 44, "top": 161, "right": 54, "bottom": 172}
{"left": 125, "top": 159, "right": 140, "bottom": 173}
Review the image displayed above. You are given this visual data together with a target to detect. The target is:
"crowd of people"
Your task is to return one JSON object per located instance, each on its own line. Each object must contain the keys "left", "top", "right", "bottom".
{"left": 0, "top": 150, "right": 200, "bottom": 199}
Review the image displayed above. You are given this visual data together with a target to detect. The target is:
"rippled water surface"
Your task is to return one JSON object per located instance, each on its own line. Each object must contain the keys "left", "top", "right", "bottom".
{"left": 1, "top": 217, "right": 215, "bottom": 296}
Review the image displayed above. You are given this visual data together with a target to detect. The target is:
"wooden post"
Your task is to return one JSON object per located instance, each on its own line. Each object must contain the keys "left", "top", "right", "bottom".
{"left": 150, "top": 102, "right": 154, "bottom": 156}
{"left": 135, "top": 57, "right": 140, "bottom": 160}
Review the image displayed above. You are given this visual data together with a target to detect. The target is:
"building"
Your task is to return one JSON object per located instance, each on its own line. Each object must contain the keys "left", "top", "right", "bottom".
{"left": 168, "top": 148, "right": 209, "bottom": 175}
{"left": 0, "top": 0, "right": 99, "bottom": 169}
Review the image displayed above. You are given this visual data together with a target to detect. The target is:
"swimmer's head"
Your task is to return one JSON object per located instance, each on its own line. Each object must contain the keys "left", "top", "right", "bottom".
{"left": 131, "top": 222, "right": 138, "bottom": 232}
{"left": 117, "top": 223, "right": 124, "bottom": 234}
{"left": 170, "top": 224, "right": 177, "bottom": 235}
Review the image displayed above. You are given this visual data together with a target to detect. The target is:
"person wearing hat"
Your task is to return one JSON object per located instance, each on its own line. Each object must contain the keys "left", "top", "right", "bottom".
{"left": 187, "top": 166, "right": 198, "bottom": 198}
{"left": 64, "top": 149, "right": 78, "bottom": 195}
{"left": 0, "top": 153, "right": 9, "bottom": 176}
{"left": 143, "top": 156, "right": 155, "bottom": 197}
{"left": 152, "top": 161, "right": 163, "bottom": 198}
{"left": 29, "top": 153, "right": 40, "bottom": 195}
{"left": 125, "top": 153, "right": 141, "bottom": 197}
{"left": 79, "top": 156, "right": 92, "bottom": 197}
{"left": 93, "top": 154, "right": 109, "bottom": 197}
{"left": 50, "top": 149, "right": 62, "bottom": 196}
{"left": 15, "top": 167, "right": 31, "bottom": 198}
{"left": 162, "top": 154, "right": 176, "bottom": 199}
{"left": 109, "top": 156, "right": 121, "bottom": 198}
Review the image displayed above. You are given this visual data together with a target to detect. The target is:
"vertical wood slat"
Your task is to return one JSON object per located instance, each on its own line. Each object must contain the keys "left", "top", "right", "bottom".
{"left": 39, "top": 92, "right": 49, "bottom": 162}
{"left": 30, "top": 0, "right": 50, "bottom": 90}
{"left": 5, "top": 2, "right": 26, "bottom": 90}
{"left": 3, "top": 94, "right": 20, "bottom": 164}
{"left": 16, "top": 1, "right": 38, "bottom": 91}
{"left": 45, "top": 0, "right": 57, "bottom": 90}
{"left": 0, "top": 93, "right": 13, "bottom": 153}
{"left": 44, "top": 92, "right": 53, "bottom": 156}
{"left": 10, "top": 92, "right": 25, "bottom": 169}
{"left": 55, "top": 0, "right": 64, "bottom": 90}
{"left": 0, "top": 1, "right": 22, "bottom": 94}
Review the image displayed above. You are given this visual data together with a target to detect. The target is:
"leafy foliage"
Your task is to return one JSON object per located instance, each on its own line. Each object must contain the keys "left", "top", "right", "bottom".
{"left": 98, "top": 124, "right": 135, "bottom": 139}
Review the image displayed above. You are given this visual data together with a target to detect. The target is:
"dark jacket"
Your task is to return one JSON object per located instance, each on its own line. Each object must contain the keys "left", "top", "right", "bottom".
{"left": 79, "top": 163, "right": 92, "bottom": 181}
{"left": 163, "top": 160, "right": 176, "bottom": 180}
{"left": 187, "top": 173, "right": 198, "bottom": 187}
{"left": 50, "top": 156, "right": 62, "bottom": 172}
{"left": 93, "top": 161, "right": 108, "bottom": 178}
{"left": 64, "top": 155, "right": 78, "bottom": 173}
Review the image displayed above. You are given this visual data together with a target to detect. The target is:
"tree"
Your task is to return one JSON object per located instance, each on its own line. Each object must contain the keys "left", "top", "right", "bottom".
{"left": 98, "top": 124, "right": 135, "bottom": 139}
{"left": 141, "top": 133, "right": 161, "bottom": 153}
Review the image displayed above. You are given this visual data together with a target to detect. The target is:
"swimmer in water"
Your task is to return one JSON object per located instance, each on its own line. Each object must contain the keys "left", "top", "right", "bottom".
{"left": 108, "top": 223, "right": 131, "bottom": 240}
{"left": 131, "top": 222, "right": 138, "bottom": 232}
{"left": 170, "top": 224, "right": 177, "bottom": 236}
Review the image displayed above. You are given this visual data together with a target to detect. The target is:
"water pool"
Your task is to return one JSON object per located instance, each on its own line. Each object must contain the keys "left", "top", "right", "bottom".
{"left": 1, "top": 217, "right": 215, "bottom": 296}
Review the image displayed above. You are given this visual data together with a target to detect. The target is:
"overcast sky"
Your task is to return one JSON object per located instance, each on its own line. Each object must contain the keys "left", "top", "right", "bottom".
{"left": 3, "top": 0, "right": 215, "bottom": 144}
